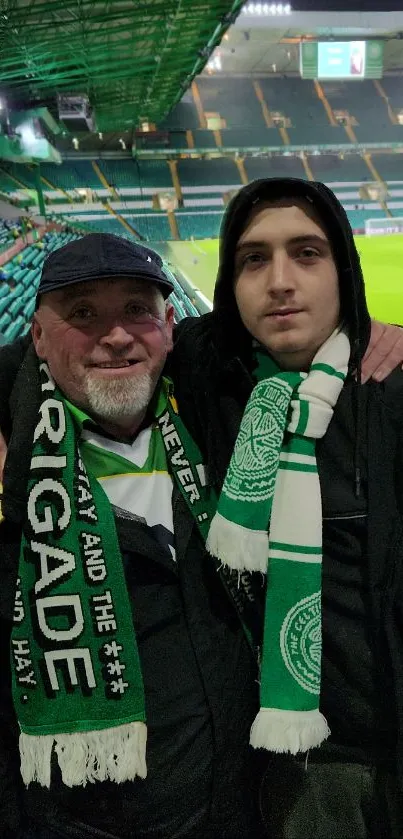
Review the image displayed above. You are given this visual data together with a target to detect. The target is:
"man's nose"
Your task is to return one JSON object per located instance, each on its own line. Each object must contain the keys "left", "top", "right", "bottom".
{"left": 269, "top": 250, "right": 296, "bottom": 294}
{"left": 98, "top": 324, "right": 134, "bottom": 349}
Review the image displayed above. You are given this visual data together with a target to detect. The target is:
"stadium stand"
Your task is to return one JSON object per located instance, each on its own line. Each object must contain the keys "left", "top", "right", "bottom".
{"left": 95, "top": 159, "right": 140, "bottom": 191}
{"left": 378, "top": 77, "right": 403, "bottom": 115}
{"left": 309, "top": 154, "right": 370, "bottom": 184}
{"left": 178, "top": 158, "right": 240, "bottom": 189}
{"left": 176, "top": 211, "right": 222, "bottom": 240}
{"left": 244, "top": 156, "right": 306, "bottom": 181}
{"left": 161, "top": 99, "right": 201, "bottom": 132}
{"left": 137, "top": 161, "right": 173, "bottom": 190}
{"left": 260, "top": 78, "right": 348, "bottom": 146}
{"left": 321, "top": 80, "right": 403, "bottom": 145}
{"left": 1, "top": 73, "right": 403, "bottom": 248}
{"left": 373, "top": 154, "right": 403, "bottom": 182}
{"left": 0, "top": 219, "right": 202, "bottom": 342}
{"left": 0, "top": 220, "right": 23, "bottom": 251}
{"left": 2, "top": 147, "right": 401, "bottom": 242}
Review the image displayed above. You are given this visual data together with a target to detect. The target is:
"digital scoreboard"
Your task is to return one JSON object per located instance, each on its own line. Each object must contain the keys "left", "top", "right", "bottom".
{"left": 300, "top": 40, "right": 384, "bottom": 80}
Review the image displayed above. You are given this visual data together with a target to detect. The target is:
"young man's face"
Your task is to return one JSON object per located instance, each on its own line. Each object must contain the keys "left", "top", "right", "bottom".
{"left": 233, "top": 199, "right": 340, "bottom": 370}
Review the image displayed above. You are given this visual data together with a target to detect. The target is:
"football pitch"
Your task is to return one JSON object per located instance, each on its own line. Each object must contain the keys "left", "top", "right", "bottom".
{"left": 168, "top": 235, "right": 403, "bottom": 325}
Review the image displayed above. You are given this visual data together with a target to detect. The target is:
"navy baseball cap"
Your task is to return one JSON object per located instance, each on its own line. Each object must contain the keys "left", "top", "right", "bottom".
{"left": 37, "top": 233, "right": 174, "bottom": 302}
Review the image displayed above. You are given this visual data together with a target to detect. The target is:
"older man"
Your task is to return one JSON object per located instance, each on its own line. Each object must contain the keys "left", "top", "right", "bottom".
{"left": 0, "top": 234, "right": 262, "bottom": 839}
{"left": 171, "top": 178, "right": 403, "bottom": 838}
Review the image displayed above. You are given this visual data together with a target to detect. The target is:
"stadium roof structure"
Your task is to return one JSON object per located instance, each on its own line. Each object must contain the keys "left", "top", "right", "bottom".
{"left": 208, "top": 8, "right": 403, "bottom": 75}
{"left": 0, "top": 0, "right": 244, "bottom": 131}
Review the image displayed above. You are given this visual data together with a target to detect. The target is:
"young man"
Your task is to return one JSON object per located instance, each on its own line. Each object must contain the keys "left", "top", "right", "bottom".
{"left": 171, "top": 177, "right": 403, "bottom": 838}
{"left": 0, "top": 234, "right": 263, "bottom": 839}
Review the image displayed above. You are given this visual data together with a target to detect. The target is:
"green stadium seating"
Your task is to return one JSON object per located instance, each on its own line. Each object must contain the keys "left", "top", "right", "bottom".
{"left": 137, "top": 160, "right": 172, "bottom": 189}
{"left": 0, "top": 312, "right": 12, "bottom": 331}
{"left": 219, "top": 128, "right": 281, "bottom": 147}
{"left": 378, "top": 78, "right": 403, "bottom": 114}
{"left": 244, "top": 156, "right": 306, "bottom": 181}
{"left": 259, "top": 79, "right": 346, "bottom": 146}
{"left": 176, "top": 212, "right": 221, "bottom": 239}
{"left": 161, "top": 99, "right": 200, "bottom": 131}
{"left": 192, "top": 130, "right": 219, "bottom": 148}
{"left": 178, "top": 158, "right": 239, "bottom": 186}
{"left": 197, "top": 77, "right": 267, "bottom": 131}
{"left": 97, "top": 159, "right": 140, "bottom": 189}
{"left": 372, "top": 154, "right": 403, "bottom": 182}
{"left": 321, "top": 80, "right": 397, "bottom": 145}
{"left": 309, "top": 154, "right": 369, "bottom": 184}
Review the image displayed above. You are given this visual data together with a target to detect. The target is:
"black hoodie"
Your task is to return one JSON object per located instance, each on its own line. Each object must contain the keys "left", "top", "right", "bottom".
{"left": 172, "top": 178, "right": 403, "bottom": 774}
{"left": 214, "top": 177, "right": 371, "bottom": 374}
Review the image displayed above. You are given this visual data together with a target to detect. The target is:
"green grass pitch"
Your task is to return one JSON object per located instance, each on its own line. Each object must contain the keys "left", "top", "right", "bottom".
{"left": 168, "top": 235, "right": 403, "bottom": 325}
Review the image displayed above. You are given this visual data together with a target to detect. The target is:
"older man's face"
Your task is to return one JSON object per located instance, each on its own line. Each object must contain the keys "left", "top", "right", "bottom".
{"left": 32, "top": 277, "right": 174, "bottom": 427}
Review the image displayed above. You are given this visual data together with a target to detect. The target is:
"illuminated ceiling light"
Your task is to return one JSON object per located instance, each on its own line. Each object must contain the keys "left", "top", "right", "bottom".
{"left": 119, "top": 138, "right": 126, "bottom": 149}
{"left": 243, "top": 1, "right": 291, "bottom": 13}
{"left": 19, "top": 123, "right": 36, "bottom": 146}
{"left": 73, "top": 137, "right": 79, "bottom": 149}
{"left": 98, "top": 132, "right": 103, "bottom": 139}
{"left": 207, "top": 53, "right": 222, "bottom": 71}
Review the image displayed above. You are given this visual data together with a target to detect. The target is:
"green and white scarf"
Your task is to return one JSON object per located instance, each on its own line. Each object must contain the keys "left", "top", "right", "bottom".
{"left": 12, "top": 361, "right": 150, "bottom": 790}
{"left": 11, "top": 361, "right": 219, "bottom": 790}
{"left": 206, "top": 329, "right": 350, "bottom": 754}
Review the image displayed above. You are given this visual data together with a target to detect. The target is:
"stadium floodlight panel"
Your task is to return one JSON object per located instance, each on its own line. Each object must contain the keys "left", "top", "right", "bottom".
{"left": 242, "top": 2, "right": 292, "bottom": 13}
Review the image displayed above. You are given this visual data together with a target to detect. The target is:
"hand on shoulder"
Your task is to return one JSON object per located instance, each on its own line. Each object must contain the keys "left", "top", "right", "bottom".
{"left": 361, "top": 321, "right": 403, "bottom": 383}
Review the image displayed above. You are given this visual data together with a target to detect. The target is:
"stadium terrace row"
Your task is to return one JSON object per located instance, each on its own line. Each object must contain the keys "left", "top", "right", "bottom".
{"left": 0, "top": 154, "right": 401, "bottom": 241}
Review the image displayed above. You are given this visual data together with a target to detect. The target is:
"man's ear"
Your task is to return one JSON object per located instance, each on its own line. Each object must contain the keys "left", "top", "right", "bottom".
{"left": 165, "top": 303, "right": 175, "bottom": 352}
{"left": 31, "top": 313, "right": 46, "bottom": 360}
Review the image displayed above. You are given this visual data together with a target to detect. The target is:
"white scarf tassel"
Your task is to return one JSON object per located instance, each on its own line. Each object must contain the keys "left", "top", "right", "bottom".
{"left": 250, "top": 708, "right": 331, "bottom": 754}
{"left": 206, "top": 512, "right": 268, "bottom": 573}
{"left": 20, "top": 721, "right": 147, "bottom": 788}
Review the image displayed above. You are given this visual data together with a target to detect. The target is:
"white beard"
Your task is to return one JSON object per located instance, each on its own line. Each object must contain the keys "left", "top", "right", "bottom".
{"left": 84, "top": 369, "right": 156, "bottom": 423}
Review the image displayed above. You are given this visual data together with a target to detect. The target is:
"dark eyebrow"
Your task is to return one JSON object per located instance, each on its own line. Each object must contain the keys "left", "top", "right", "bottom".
{"left": 235, "top": 234, "right": 330, "bottom": 253}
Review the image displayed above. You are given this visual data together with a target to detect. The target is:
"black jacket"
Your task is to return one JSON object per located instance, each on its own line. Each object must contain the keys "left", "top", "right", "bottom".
{"left": 168, "top": 177, "right": 403, "bottom": 791}
{"left": 171, "top": 310, "right": 403, "bottom": 773}
{"left": 0, "top": 345, "right": 263, "bottom": 839}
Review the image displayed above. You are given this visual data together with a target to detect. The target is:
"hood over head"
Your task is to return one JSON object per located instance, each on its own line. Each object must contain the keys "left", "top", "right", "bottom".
{"left": 213, "top": 177, "right": 371, "bottom": 372}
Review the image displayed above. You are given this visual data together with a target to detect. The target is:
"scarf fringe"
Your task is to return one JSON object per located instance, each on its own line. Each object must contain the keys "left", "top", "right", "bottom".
{"left": 250, "top": 708, "right": 330, "bottom": 755}
{"left": 206, "top": 512, "right": 268, "bottom": 573}
{"left": 20, "top": 721, "right": 147, "bottom": 788}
